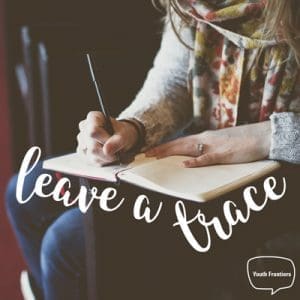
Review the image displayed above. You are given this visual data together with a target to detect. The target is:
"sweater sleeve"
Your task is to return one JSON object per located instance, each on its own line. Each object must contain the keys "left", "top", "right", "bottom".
{"left": 269, "top": 70, "right": 300, "bottom": 164}
{"left": 118, "top": 19, "right": 193, "bottom": 149}
{"left": 269, "top": 112, "right": 300, "bottom": 164}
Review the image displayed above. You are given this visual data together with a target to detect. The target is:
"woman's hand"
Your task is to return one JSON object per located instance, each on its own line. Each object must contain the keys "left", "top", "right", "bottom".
{"left": 76, "top": 111, "right": 139, "bottom": 165}
{"left": 145, "top": 121, "right": 271, "bottom": 168}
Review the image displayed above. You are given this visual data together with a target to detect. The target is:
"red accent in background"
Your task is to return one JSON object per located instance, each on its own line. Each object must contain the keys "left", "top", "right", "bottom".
{"left": 0, "top": 0, "right": 25, "bottom": 299}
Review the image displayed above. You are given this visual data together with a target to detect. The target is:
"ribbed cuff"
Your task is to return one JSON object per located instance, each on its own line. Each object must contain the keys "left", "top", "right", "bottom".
{"left": 117, "top": 118, "right": 146, "bottom": 153}
{"left": 269, "top": 112, "right": 300, "bottom": 164}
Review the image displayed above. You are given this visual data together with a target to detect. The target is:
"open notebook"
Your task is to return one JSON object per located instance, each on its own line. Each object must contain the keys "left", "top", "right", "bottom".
{"left": 43, "top": 153, "right": 280, "bottom": 202}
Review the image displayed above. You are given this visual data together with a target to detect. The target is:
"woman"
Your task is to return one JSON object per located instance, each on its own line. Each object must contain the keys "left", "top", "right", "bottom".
{"left": 77, "top": 0, "right": 300, "bottom": 168}
{"left": 6, "top": 0, "right": 300, "bottom": 299}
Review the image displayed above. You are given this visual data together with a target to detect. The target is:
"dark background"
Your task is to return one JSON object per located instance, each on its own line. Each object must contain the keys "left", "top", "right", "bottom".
{"left": 6, "top": 0, "right": 162, "bottom": 170}
{"left": 1, "top": 1, "right": 162, "bottom": 298}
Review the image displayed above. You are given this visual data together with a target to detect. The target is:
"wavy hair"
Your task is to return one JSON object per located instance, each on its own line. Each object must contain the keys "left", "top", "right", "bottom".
{"left": 153, "top": 0, "right": 300, "bottom": 64}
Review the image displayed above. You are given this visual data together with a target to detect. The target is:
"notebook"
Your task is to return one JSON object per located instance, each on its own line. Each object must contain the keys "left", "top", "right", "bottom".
{"left": 43, "top": 153, "right": 280, "bottom": 202}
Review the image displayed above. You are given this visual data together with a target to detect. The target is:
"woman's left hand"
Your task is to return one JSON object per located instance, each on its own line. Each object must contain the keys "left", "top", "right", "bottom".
{"left": 145, "top": 121, "right": 271, "bottom": 168}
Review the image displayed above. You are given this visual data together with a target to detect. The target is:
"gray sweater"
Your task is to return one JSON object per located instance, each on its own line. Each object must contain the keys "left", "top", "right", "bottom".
{"left": 119, "top": 21, "right": 300, "bottom": 164}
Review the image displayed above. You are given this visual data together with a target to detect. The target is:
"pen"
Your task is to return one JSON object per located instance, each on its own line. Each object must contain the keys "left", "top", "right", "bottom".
{"left": 86, "top": 53, "right": 114, "bottom": 136}
{"left": 86, "top": 53, "right": 121, "bottom": 163}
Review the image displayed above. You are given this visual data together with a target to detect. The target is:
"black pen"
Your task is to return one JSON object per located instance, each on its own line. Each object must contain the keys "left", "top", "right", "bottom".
{"left": 86, "top": 53, "right": 114, "bottom": 136}
{"left": 86, "top": 53, "right": 121, "bottom": 163}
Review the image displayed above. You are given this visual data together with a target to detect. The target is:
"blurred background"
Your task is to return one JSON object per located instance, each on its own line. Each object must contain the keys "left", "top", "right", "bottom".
{"left": 0, "top": 0, "right": 161, "bottom": 298}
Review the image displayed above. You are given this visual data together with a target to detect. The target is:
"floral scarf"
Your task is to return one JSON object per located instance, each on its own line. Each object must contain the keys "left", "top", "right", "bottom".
{"left": 181, "top": 0, "right": 300, "bottom": 129}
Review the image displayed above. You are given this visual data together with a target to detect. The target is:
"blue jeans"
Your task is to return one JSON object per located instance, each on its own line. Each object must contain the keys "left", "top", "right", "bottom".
{"left": 5, "top": 162, "right": 86, "bottom": 300}
{"left": 6, "top": 161, "right": 300, "bottom": 299}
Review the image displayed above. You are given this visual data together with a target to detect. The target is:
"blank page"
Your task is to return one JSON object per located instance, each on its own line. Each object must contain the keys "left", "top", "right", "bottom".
{"left": 43, "top": 153, "right": 128, "bottom": 182}
{"left": 119, "top": 156, "right": 281, "bottom": 202}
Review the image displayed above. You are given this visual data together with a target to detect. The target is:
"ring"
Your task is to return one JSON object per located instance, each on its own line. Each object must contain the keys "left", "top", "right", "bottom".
{"left": 196, "top": 143, "right": 204, "bottom": 155}
{"left": 83, "top": 147, "right": 88, "bottom": 154}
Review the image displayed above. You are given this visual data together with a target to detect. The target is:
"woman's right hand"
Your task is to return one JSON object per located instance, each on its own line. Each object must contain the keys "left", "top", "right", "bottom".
{"left": 76, "top": 111, "right": 139, "bottom": 165}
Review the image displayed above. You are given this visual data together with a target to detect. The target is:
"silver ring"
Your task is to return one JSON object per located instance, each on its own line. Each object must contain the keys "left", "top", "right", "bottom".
{"left": 81, "top": 146, "right": 88, "bottom": 155}
{"left": 196, "top": 143, "right": 204, "bottom": 156}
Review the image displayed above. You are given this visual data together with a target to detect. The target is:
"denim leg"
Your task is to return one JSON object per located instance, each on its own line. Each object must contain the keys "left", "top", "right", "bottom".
{"left": 5, "top": 161, "right": 77, "bottom": 297}
{"left": 40, "top": 208, "right": 85, "bottom": 300}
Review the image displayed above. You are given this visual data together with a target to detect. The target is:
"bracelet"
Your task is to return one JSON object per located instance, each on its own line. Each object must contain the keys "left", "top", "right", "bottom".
{"left": 118, "top": 118, "right": 146, "bottom": 153}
